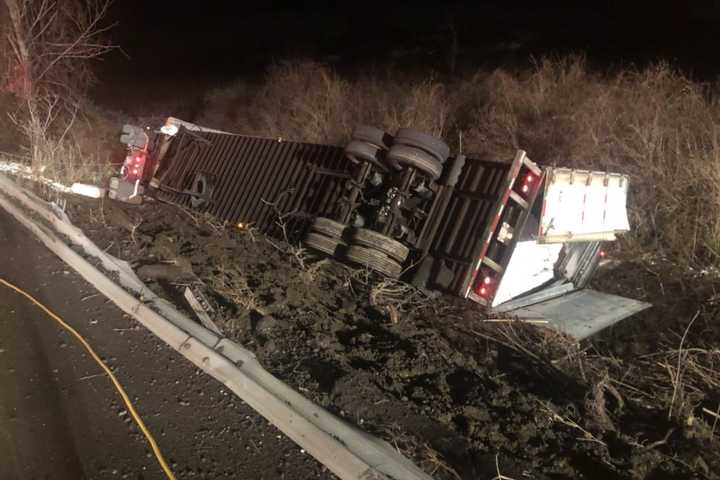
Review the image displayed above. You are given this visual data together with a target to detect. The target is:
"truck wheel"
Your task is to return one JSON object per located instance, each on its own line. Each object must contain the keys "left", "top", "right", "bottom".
{"left": 349, "top": 228, "right": 409, "bottom": 262}
{"left": 310, "top": 217, "right": 347, "bottom": 239}
{"left": 395, "top": 128, "right": 450, "bottom": 163}
{"left": 304, "top": 232, "right": 345, "bottom": 256}
{"left": 387, "top": 144, "right": 443, "bottom": 180}
{"left": 344, "top": 140, "right": 387, "bottom": 171}
{"left": 190, "top": 173, "right": 214, "bottom": 208}
{"left": 345, "top": 245, "right": 403, "bottom": 278}
{"left": 352, "top": 126, "right": 393, "bottom": 150}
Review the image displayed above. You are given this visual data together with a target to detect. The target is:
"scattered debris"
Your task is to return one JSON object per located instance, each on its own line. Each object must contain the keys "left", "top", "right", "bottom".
{"left": 184, "top": 286, "right": 223, "bottom": 336}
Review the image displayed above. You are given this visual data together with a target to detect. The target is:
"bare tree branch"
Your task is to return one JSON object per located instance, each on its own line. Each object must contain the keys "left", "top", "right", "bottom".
{"left": 2, "top": 0, "right": 116, "bottom": 172}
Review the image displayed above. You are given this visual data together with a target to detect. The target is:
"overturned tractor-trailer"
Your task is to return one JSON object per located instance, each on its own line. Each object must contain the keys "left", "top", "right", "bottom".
{"left": 113, "top": 117, "right": 650, "bottom": 339}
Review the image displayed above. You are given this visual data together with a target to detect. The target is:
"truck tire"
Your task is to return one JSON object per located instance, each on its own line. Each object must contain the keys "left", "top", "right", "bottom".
{"left": 352, "top": 126, "right": 393, "bottom": 150}
{"left": 310, "top": 217, "right": 346, "bottom": 239}
{"left": 387, "top": 144, "right": 443, "bottom": 180}
{"left": 344, "top": 140, "right": 387, "bottom": 171}
{"left": 349, "top": 228, "right": 409, "bottom": 262}
{"left": 345, "top": 245, "right": 403, "bottom": 278}
{"left": 304, "top": 232, "right": 345, "bottom": 256}
{"left": 395, "top": 128, "right": 450, "bottom": 163}
{"left": 190, "top": 173, "right": 214, "bottom": 208}
{"left": 443, "top": 155, "right": 466, "bottom": 187}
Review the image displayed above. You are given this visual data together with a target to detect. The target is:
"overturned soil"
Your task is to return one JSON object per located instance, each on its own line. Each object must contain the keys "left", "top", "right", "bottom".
{"left": 60, "top": 192, "right": 720, "bottom": 480}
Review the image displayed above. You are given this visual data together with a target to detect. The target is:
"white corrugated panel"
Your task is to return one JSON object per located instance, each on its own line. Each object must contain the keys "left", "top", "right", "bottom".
{"left": 539, "top": 168, "right": 630, "bottom": 243}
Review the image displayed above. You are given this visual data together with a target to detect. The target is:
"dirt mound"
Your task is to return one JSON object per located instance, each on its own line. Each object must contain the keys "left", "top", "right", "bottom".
{"left": 63, "top": 195, "right": 720, "bottom": 480}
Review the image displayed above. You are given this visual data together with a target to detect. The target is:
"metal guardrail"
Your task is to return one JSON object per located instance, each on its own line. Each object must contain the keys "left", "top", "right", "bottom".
{"left": 0, "top": 173, "right": 436, "bottom": 480}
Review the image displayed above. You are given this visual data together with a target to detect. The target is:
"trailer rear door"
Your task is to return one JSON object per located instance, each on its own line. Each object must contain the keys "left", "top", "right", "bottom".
{"left": 510, "top": 289, "right": 651, "bottom": 340}
{"left": 539, "top": 168, "right": 630, "bottom": 243}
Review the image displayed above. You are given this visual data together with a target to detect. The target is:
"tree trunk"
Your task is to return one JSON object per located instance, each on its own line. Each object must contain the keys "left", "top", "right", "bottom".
{"left": 4, "top": 0, "right": 32, "bottom": 100}
{"left": 4, "top": 0, "right": 44, "bottom": 172}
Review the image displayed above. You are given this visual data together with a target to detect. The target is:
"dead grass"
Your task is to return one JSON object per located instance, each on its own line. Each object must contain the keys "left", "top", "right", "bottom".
{"left": 207, "top": 261, "right": 263, "bottom": 314}
{"left": 7, "top": 55, "right": 718, "bottom": 264}
{"left": 633, "top": 332, "right": 720, "bottom": 428}
{"left": 466, "top": 57, "right": 720, "bottom": 265}
{"left": 3, "top": 52, "right": 718, "bottom": 264}
{"left": 198, "top": 61, "right": 450, "bottom": 146}
{"left": 1, "top": 97, "right": 120, "bottom": 186}
{"left": 468, "top": 306, "right": 720, "bottom": 444}
{"left": 199, "top": 57, "right": 720, "bottom": 266}
{"left": 368, "top": 278, "right": 433, "bottom": 324}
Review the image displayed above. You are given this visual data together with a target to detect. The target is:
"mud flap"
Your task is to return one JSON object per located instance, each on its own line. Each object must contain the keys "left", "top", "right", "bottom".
{"left": 510, "top": 289, "right": 651, "bottom": 340}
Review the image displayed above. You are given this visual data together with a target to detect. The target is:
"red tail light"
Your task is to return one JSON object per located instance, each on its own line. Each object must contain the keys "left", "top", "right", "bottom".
{"left": 520, "top": 174, "right": 534, "bottom": 195}
{"left": 473, "top": 270, "right": 495, "bottom": 298}
{"left": 123, "top": 152, "right": 146, "bottom": 181}
{"left": 514, "top": 170, "right": 537, "bottom": 198}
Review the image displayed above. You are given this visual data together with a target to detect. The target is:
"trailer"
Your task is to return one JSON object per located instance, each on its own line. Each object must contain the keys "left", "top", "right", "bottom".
{"left": 113, "top": 118, "right": 650, "bottom": 340}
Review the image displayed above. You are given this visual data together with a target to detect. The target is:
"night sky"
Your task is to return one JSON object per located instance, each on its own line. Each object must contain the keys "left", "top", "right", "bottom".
{"left": 95, "top": 1, "right": 720, "bottom": 105}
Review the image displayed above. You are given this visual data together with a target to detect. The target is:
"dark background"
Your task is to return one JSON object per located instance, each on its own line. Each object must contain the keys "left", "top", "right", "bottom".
{"left": 95, "top": 1, "right": 720, "bottom": 107}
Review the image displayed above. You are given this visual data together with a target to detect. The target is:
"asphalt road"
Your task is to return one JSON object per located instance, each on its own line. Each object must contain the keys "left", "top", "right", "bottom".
{"left": 0, "top": 207, "right": 333, "bottom": 480}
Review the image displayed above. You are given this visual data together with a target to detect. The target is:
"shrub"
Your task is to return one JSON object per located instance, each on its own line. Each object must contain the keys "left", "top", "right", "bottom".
{"left": 198, "top": 58, "right": 720, "bottom": 264}
{"left": 469, "top": 57, "right": 720, "bottom": 264}
{"left": 1, "top": 98, "right": 121, "bottom": 185}
{"left": 197, "top": 61, "right": 450, "bottom": 145}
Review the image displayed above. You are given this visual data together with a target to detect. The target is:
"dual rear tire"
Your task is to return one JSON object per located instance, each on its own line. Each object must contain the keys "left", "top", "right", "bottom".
{"left": 345, "top": 126, "right": 449, "bottom": 181}
{"left": 303, "top": 217, "right": 347, "bottom": 256}
{"left": 344, "top": 245, "right": 402, "bottom": 278}
{"left": 303, "top": 218, "right": 407, "bottom": 278}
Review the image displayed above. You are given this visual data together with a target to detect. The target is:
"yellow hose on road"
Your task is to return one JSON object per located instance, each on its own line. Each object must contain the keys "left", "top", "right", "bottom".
{"left": 0, "top": 277, "right": 176, "bottom": 480}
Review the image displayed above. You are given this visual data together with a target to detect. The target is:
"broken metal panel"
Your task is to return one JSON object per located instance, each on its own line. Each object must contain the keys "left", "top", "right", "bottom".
{"left": 184, "top": 287, "right": 223, "bottom": 336}
{"left": 556, "top": 241, "right": 603, "bottom": 289}
{"left": 490, "top": 281, "right": 575, "bottom": 313}
{"left": 511, "top": 289, "right": 652, "bottom": 340}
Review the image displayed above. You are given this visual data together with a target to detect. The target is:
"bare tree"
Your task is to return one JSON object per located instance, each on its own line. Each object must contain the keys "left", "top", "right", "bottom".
{"left": 2, "top": 0, "right": 115, "bottom": 173}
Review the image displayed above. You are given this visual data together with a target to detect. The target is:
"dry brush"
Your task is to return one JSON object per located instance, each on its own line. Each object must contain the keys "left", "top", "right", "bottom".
{"left": 199, "top": 58, "right": 720, "bottom": 265}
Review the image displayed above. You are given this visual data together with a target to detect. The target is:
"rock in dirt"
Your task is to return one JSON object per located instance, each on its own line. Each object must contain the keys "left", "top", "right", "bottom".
{"left": 104, "top": 204, "right": 137, "bottom": 232}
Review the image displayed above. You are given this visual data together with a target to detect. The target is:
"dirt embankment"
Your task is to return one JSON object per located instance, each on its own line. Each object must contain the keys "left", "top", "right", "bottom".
{"left": 62, "top": 193, "right": 720, "bottom": 480}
